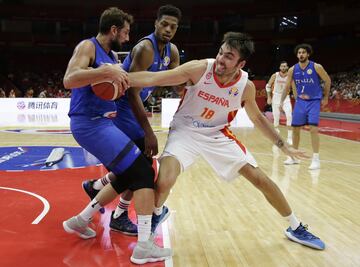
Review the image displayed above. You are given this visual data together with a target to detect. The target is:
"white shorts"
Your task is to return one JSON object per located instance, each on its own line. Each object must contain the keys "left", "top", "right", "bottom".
{"left": 161, "top": 127, "right": 258, "bottom": 181}
{"left": 272, "top": 94, "right": 292, "bottom": 114}
{"left": 272, "top": 93, "right": 290, "bottom": 106}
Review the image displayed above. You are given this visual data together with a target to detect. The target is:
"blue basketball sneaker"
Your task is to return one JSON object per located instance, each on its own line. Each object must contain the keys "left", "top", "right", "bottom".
{"left": 285, "top": 223, "right": 325, "bottom": 250}
{"left": 110, "top": 211, "right": 138, "bottom": 236}
{"left": 82, "top": 179, "right": 105, "bottom": 213}
{"left": 151, "top": 206, "right": 170, "bottom": 233}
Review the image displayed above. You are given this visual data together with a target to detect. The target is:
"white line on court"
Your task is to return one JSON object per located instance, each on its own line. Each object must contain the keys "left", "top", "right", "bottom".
{"left": 253, "top": 152, "right": 360, "bottom": 167}
{"left": 0, "top": 186, "right": 50, "bottom": 224}
{"left": 162, "top": 215, "right": 173, "bottom": 267}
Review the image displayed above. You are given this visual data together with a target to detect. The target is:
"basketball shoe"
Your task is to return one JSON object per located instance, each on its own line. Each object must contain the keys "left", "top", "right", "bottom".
{"left": 63, "top": 215, "right": 96, "bottom": 239}
{"left": 130, "top": 239, "right": 172, "bottom": 264}
{"left": 285, "top": 223, "right": 325, "bottom": 250}
{"left": 308, "top": 158, "right": 320, "bottom": 170}
{"left": 284, "top": 156, "right": 300, "bottom": 165}
{"left": 110, "top": 211, "right": 138, "bottom": 235}
{"left": 151, "top": 206, "right": 170, "bottom": 233}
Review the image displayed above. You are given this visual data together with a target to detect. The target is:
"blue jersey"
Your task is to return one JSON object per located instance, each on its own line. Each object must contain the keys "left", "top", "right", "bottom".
{"left": 293, "top": 61, "right": 322, "bottom": 100}
{"left": 68, "top": 37, "right": 118, "bottom": 118}
{"left": 114, "top": 33, "right": 172, "bottom": 140}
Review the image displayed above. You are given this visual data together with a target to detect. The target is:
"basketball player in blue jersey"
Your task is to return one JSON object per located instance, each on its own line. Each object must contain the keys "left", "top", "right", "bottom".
{"left": 62, "top": 7, "right": 172, "bottom": 264}
{"left": 82, "top": 5, "right": 181, "bottom": 236}
{"left": 281, "top": 44, "right": 331, "bottom": 170}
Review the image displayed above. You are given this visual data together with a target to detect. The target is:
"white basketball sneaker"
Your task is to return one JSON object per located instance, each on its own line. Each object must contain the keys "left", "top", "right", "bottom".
{"left": 63, "top": 215, "right": 96, "bottom": 239}
{"left": 287, "top": 137, "right": 293, "bottom": 145}
{"left": 308, "top": 158, "right": 320, "bottom": 170}
{"left": 130, "top": 239, "right": 172, "bottom": 264}
{"left": 284, "top": 156, "right": 300, "bottom": 165}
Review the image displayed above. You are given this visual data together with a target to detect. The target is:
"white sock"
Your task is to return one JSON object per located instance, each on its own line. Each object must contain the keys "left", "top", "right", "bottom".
{"left": 137, "top": 215, "right": 152, "bottom": 242}
{"left": 285, "top": 212, "right": 301, "bottom": 230}
{"left": 93, "top": 173, "right": 111, "bottom": 190}
{"left": 113, "top": 197, "right": 131, "bottom": 219}
{"left": 154, "top": 206, "right": 163, "bottom": 216}
{"left": 287, "top": 130, "right": 292, "bottom": 139}
{"left": 79, "top": 198, "right": 103, "bottom": 222}
{"left": 313, "top": 153, "right": 320, "bottom": 160}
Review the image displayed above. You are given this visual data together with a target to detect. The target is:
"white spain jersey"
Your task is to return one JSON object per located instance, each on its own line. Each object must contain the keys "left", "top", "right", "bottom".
{"left": 273, "top": 71, "right": 287, "bottom": 95}
{"left": 171, "top": 59, "right": 248, "bottom": 133}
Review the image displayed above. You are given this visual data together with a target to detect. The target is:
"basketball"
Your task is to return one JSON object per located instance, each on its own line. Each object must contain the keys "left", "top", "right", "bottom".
{"left": 91, "top": 81, "right": 122, "bottom": 101}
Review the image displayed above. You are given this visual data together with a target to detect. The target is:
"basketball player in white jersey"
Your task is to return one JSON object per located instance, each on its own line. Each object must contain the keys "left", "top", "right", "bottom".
{"left": 266, "top": 61, "right": 293, "bottom": 144}
{"left": 128, "top": 32, "right": 325, "bottom": 250}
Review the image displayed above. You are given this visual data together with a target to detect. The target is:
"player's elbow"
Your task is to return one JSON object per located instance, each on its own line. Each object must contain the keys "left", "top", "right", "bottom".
{"left": 251, "top": 114, "right": 264, "bottom": 127}
{"left": 63, "top": 76, "right": 72, "bottom": 89}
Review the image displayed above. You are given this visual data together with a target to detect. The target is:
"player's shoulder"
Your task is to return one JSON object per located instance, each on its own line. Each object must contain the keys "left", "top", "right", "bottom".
{"left": 245, "top": 79, "right": 256, "bottom": 90}
{"left": 288, "top": 65, "right": 295, "bottom": 72}
{"left": 134, "top": 39, "right": 154, "bottom": 53}
{"left": 170, "top": 42, "right": 179, "bottom": 51}
{"left": 131, "top": 39, "right": 154, "bottom": 60}
{"left": 241, "top": 80, "right": 256, "bottom": 101}
{"left": 313, "top": 62, "right": 323, "bottom": 69}
{"left": 76, "top": 39, "right": 95, "bottom": 51}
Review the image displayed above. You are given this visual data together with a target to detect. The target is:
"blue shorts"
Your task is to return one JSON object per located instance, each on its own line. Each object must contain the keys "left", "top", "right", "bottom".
{"left": 113, "top": 114, "right": 144, "bottom": 141}
{"left": 292, "top": 99, "right": 321, "bottom": 126}
{"left": 70, "top": 116, "right": 141, "bottom": 175}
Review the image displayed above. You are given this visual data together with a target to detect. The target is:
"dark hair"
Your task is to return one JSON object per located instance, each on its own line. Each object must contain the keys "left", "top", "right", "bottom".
{"left": 280, "top": 61, "right": 288, "bottom": 65}
{"left": 222, "top": 32, "right": 255, "bottom": 61}
{"left": 157, "top": 5, "right": 182, "bottom": 21}
{"left": 99, "top": 7, "right": 133, "bottom": 34}
{"left": 294, "top": 43, "right": 313, "bottom": 55}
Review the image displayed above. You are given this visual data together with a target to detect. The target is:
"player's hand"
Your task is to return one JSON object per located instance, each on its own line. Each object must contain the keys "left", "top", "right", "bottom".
{"left": 321, "top": 98, "right": 328, "bottom": 108}
{"left": 279, "top": 104, "right": 284, "bottom": 112}
{"left": 144, "top": 131, "right": 158, "bottom": 158}
{"left": 104, "top": 63, "right": 129, "bottom": 93}
{"left": 281, "top": 144, "right": 309, "bottom": 159}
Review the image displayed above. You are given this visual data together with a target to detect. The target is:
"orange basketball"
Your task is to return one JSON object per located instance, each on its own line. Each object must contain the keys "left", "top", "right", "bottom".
{"left": 91, "top": 81, "right": 122, "bottom": 101}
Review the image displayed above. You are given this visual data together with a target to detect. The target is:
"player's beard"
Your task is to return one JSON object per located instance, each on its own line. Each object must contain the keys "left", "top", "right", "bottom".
{"left": 299, "top": 57, "right": 307, "bottom": 63}
{"left": 110, "top": 39, "right": 122, "bottom": 52}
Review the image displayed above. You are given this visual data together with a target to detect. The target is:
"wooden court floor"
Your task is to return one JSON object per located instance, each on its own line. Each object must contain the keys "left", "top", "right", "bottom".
{"left": 0, "top": 115, "right": 359, "bottom": 267}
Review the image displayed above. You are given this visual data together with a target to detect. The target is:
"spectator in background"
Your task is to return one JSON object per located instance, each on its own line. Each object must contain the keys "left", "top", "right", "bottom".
{"left": 56, "top": 89, "right": 64, "bottom": 98}
{"left": 0, "top": 88, "right": 6, "bottom": 97}
{"left": 38, "top": 89, "right": 47, "bottom": 98}
{"left": 25, "top": 88, "right": 34, "bottom": 98}
{"left": 8, "top": 89, "right": 16, "bottom": 98}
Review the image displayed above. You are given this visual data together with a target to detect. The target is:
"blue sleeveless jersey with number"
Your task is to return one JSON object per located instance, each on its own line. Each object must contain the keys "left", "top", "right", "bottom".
{"left": 114, "top": 33, "right": 172, "bottom": 140}
{"left": 293, "top": 61, "right": 322, "bottom": 100}
{"left": 68, "top": 37, "right": 118, "bottom": 118}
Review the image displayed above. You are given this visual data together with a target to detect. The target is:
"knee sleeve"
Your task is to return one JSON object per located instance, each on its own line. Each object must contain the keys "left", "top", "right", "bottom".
{"left": 133, "top": 138, "right": 153, "bottom": 164}
{"left": 110, "top": 154, "right": 155, "bottom": 194}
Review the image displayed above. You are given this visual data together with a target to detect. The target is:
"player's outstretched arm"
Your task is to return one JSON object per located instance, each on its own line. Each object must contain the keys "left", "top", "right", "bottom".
{"left": 243, "top": 80, "right": 308, "bottom": 159}
{"left": 129, "top": 60, "right": 207, "bottom": 88}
